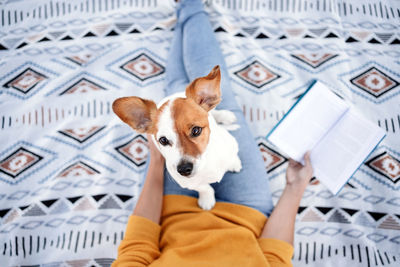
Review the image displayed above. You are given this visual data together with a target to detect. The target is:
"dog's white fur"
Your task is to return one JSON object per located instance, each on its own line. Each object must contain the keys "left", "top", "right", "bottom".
{"left": 113, "top": 66, "right": 242, "bottom": 210}
{"left": 154, "top": 92, "right": 242, "bottom": 210}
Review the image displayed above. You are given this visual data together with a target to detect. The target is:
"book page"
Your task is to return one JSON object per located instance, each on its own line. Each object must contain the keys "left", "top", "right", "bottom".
{"left": 311, "top": 108, "right": 385, "bottom": 194}
{"left": 268, "top": 82, "right": 349, "bottom": 162}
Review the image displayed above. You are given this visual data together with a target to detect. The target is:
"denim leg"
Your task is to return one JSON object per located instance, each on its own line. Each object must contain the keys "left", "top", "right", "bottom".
{"left": 211, "top": 111, "right": 275, "bottom": 216}
{"left": 164, "top": 0, "right": 273, "bottom": 216}
{"left": 162, "top": 2, "right": 196, "bottom": 197}
{"left": 164, "top": 14, "right": 189, "bottom": 95}
{"left": 178, "top": 0, "right": 239, "bottom": 112}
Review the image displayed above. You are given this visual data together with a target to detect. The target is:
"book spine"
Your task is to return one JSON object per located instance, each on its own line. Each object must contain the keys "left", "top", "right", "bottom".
{"left": 266, "top": 79, "right": 317, "bottom": 139}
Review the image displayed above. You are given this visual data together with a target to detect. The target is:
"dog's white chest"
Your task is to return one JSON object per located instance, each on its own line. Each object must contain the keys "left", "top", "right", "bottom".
{"left": 154, "top": 92, "right": 242, "bottom": 209}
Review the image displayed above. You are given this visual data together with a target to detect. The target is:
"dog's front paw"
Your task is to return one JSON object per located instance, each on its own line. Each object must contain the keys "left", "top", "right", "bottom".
{"left": 230, "top": 156, "right": 242, "bottom": 173}
{"left": 222, "top": 124, "right": 240, "bottom": 131}
{"left": 212, "top": 110, "right": 237, "bottom": 125}
{"left": 198, "top": 194, "right": 216, "bottom": 210}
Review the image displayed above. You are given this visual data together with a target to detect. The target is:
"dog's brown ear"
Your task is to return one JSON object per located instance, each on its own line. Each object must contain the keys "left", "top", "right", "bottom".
{"left": 112, "top": 97, "right": 157, "bottom": 133}
{"left": 186, "top": 65, "right": 221, "bottom": 111}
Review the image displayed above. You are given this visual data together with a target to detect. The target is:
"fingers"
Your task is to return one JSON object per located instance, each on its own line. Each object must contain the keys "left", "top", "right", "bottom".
{"left": 146, "top": 134, "right": 164, "bottom": 162}
{"left": 303, "top": 151, "right": 313, "bottom": 179}
{"left": 289, "top": 159, "right": 302, "bottom": 168}
{"left": 288, "top": 151, "right": 311, "bottom": 168}
{"left": 146, "top": 134, "right": 158, "bottom": 152}
{"left": 304, "top": 151, "right": 311, "bottom": 167}
{"left": 146, "top": 134, "right": 153, "bottom": 143}
{"left": 146, "top": 134, "right": 157, "bottom": 147}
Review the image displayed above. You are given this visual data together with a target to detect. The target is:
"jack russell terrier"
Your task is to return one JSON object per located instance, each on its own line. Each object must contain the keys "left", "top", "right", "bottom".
{"left": 112, "top": 65, "right": 242, "bottom": 210}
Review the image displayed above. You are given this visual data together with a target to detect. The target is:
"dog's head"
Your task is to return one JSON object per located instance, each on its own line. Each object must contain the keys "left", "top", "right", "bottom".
{"left": 112, "top": 66, "right": 221, "bottom": 179}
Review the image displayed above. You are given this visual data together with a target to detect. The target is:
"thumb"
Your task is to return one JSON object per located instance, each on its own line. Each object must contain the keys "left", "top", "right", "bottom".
{"left": 304, "top": 151, "right": 311, "bottom": 167}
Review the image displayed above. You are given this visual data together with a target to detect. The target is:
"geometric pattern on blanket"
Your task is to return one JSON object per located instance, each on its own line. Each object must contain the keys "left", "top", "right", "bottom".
{"left": 0, "top": 0, "right": 399, "bottom": 266}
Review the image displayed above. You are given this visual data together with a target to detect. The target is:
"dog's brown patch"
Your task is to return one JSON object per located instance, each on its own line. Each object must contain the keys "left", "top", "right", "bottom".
{"left": 171, "top": 98, "right": 210, "bottom": 157}
{"left": 112, "top": 97, "right": 158, "bottom": 134}
{"left": 186, "top": 65, "right": 221, "bottom": 111}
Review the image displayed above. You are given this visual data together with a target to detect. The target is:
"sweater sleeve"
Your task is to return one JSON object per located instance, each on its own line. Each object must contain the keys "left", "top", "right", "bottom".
{"left": 258, "top": 238, "right": 294, "bottom": 267}
{"left": 112, "top": 215, "right": 161, "bottom": 267}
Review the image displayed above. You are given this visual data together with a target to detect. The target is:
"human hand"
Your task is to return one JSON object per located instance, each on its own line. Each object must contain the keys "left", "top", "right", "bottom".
{"left": 147, "top": 134, "right": 164, "bottom": 164}
{"left": 285, "top": 151, "right": 313, "bottom": 192}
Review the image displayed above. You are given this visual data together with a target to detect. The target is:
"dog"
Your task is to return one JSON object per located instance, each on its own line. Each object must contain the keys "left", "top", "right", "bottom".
{"left": 112, "top": 65, "right": 242, "bottom": 210}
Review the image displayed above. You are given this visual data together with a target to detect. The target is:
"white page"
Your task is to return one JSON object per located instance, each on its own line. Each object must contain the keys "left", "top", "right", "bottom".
{"left": 311, "top": 108, "right": 385, "bottom": 194}
{"left": 268, "top": 82, "right": 349, "bottom": 162}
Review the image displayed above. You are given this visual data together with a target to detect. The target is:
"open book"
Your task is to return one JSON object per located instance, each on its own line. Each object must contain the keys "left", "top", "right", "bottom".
{"left": 267, "top": 81, "right": 385, "bottom": 194}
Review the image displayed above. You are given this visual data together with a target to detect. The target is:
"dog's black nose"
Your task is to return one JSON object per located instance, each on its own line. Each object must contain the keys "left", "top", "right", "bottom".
{"left": 177, "top": 161, "right": 193, "bottom": 177}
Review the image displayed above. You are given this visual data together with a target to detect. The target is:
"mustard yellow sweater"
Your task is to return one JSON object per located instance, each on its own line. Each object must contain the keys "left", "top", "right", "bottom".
{"left": 113, "top": 195, "right": 294, "bottom": 267}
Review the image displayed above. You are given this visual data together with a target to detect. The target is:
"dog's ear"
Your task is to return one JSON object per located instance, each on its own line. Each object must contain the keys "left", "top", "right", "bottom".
{"left": 112, "top": 97, "right": 157, "bottom": 133}
{"left": 186, "top": 65, "right": 221, "bottom": 111}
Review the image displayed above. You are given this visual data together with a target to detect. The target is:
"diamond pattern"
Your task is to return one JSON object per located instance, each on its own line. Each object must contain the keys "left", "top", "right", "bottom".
{"left": 291, "top": 53, "right": 338, "bottom": 68}
{"left": 65, "top": 54, "right": 94, "bottom": 66}
{"left": 59, "top": 78, "right": 106, "bottom": 95}
{"left": 234, "top": 60, "right": 281, "bottom": 88}
{"left": 3, "top": 68, "right": 47, "bottom": 94}
{"left": 366, "top": 152, "right": 400, "bottom": 184}
{"left": 58, "top": 126, "right": 105, "bottom": 143}
{"left": 0, "top": 3, "right": 399, "bottom": 265}
{"left": 0, "top": 147, "right": 43, "bottom": 178}
{"left": 258, "top": 141, "right": 287, "bottom": 173}
{"left": 120, "top": 53, "right": 164, "bottom": 81}
{"left": 57, "top": 161, "right": 100, "bottom": 178}
{"left": 115, "top": 135, "right": 148, "bottom": 167}
{"left": 350, "top": 67, "right": 399, "bottom": 98}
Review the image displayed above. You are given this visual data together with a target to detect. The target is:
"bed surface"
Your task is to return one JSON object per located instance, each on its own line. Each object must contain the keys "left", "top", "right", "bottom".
{"left": 0, "top": 0, "right": 399, "bottom": 266}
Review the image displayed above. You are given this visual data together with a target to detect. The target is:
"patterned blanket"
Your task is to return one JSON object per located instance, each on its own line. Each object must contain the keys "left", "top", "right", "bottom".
{"left": 0, "top": 0, "right": 399, "bottom": 266}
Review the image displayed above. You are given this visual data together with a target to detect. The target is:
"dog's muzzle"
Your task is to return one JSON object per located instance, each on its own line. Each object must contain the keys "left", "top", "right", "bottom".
{"left": 177, "top": 161, "right": 193, "bottom": 177}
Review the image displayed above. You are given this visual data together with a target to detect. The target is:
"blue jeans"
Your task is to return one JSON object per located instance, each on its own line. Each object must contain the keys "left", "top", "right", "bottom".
{"left": 161, "top": 0, "right": 273, "bottom": 217}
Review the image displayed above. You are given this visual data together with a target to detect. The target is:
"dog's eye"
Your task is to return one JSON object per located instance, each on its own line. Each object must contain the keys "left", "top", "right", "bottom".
{"left": 158, "top": 136, "right": 170, "bottom": 146}
{"left": 191, "top": 126, "right": 202, "bottom": 137}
